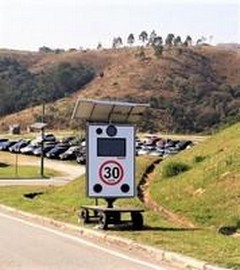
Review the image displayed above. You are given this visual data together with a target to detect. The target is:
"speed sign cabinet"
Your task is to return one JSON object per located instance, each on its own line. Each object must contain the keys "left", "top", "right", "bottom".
{"left": 87, "top": 123, "right": 135, "bottom": 198}
{"left": 72, "top": 99, "right": 149, "bottom": 230}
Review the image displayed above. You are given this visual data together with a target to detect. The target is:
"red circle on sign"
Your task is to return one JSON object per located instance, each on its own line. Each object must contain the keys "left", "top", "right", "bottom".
{"left": 99, "top": 160, "right": 124, "bottom": 186}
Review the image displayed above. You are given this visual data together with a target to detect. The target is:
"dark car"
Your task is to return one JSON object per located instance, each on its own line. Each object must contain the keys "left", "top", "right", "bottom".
{"left": 0, "top": 139, "right": 9, "bottom": 149}
{"left": 33, "top": 143, "right": 56, "bottom": 156}
{"left": 45, "top": 144, "right": 69, "bottom": 159}
{"left": 0, "top": 140, "right": 19, "bottom": 151}
{"left": 0, "top": 138, "right": 8, "bottom": 143}
{"left": 59, "top": 146, "right": 80, "bottom": 160}
{"left": 20, "top": 144, "right": 39, "bottom": 155}
{"left": 175, "top": 140, "right": 193, "bottom": 151}
{"left": 76, "top": 151, "right": 86, "bottom": 165}
{"left": 76, "top": 146, "right": 86, "bottom": 164}
{"left": 32, "top": 133, "right": 56, "bottom": 144}
{"left": 59, "top": 136, "right": 76, "bottom": 144}
{"left": 9, "top": 140, "right": 30, "bottom": 153}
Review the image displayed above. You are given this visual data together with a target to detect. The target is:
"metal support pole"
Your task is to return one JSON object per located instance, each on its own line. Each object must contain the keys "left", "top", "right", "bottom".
{"left": 105, "top": 198, "right": 116, "bottom": 208}
{"left": 40, "top": 127, "right": 44, "bottom": 178}
{"left": 15, "top": 153, "right": 18, "bottom": 177}
{"left": 40, "top": 103, "right": 45, "bottom": 178}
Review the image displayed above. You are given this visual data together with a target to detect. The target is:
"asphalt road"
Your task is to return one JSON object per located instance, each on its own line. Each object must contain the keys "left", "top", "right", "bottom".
{"left": 0, "top": 211, "right": 170, "bottom": 270}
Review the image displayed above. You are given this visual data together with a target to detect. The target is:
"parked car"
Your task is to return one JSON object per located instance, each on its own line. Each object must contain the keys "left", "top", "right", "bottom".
{"left": 175, "top": 140, "right": 193, "bottom": 150}
{"left": 59, "top": 146, "right": 80, "bottom": 160}
{"left": 76, "top": 151, "right": 86, "bottom": 165}
{"left": 45, "top": 144, "right": 69, "bottom": 159}
{"left": 0, "top": 138, "right": 8, "bottom": 143}
{"left": 33, "top": 143, "right": 56, "bottom": 156}
{"left": 31, "top": 133, "right": 56, "bottom": 145}
{"left": 20, "top": 144, "right": 39, "bottom": 155}
{"left": 59, "top": 136, "right": 76, "bottom": 144}
{"left": 0, "top": 140, "right": 19, "bottom": 151}
{"left": 149, "top": 148, "right": 165, "bottom": 157}
{"left": 0, "top": 139, "right": 9, "bottom": 148}
{"left": 9, "top": 139, "right": 30, "bottom": 153}
{"left": 137, "top": 145, "right": 155, "bottom": 156}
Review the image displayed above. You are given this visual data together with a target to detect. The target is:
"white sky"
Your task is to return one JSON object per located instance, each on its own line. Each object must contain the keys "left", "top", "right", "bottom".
{"left": 0, "top": 0, "right": 239, "bottom": 51}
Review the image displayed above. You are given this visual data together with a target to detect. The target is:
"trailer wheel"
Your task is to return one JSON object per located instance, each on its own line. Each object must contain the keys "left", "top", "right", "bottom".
{"left": 109, "top": 212, "right": 121, "bottom": 224}
{"left": 131, "top": 212, "right": 143, "bottom": 230}
{"left": 80, "top": 209, "right": 90, "bottom": 224}
{"left": 98, "top": 212, "right": 108, "bottom": 230}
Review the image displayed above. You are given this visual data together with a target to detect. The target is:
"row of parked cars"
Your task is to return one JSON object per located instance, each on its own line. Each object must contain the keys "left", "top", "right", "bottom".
{"left": 136, "top": 135, "right": 193, "bottom": 157}
{"left": 0, "top": 133, "right": 193, "bottom": 164}
{"left": 0, "top": 134, "right": 87, "bottom": 164}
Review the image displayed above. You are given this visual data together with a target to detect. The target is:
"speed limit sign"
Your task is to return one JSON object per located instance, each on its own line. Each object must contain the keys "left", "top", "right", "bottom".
{"left": 99, "top": 160, "right": 124, "bottom": 185}
{"left": 87, "top": 123, "right": 135, "bottom": 198}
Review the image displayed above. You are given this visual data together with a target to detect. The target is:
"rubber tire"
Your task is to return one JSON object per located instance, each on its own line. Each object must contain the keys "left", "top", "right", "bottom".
{"left": 131, "top": 212, "right": 143, "bottom": 230}
{"left": 80, "top": 209, "right": 90, "bottom": 224}
{"left": 98, "top": 212, "right": 108, "bottom": 230}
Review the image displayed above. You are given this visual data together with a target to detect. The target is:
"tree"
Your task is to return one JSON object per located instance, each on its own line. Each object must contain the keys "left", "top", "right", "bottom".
{"left": 196, "top": 36, "right": 206, "bottom": 46}
{"left": 153, "top": 44, "right": 164, "bottom": 58}
{"left": 173, "top": 36, "right": 182, "bottom": 46}
{"left": 151, "top": 36, "right": 163, "bottom": 58}
{"left": 127, "top": 33, "right": 135, "bottom": 46}
{"left": 183, "top": 35, "right": 192, "bottom": 47}
{"left": 165, "top": 33, "right": 175, "bottom": 47}
{"left": 112, "top": 37, "right": 123, "bottom": 48}
{"left": 152, "top": 36, "right": 163, "bottom": 46}
{"left": 148, "top": 30, "right": 157, "bottom": 45}
{"left": 97, "top": 42, "right": 103, "bottom": 50}
{"left": 139, "top": 31, "right": 148, "bottom": 45}
{"left": 38, "top": 46, "right": 53, "bottom": 53}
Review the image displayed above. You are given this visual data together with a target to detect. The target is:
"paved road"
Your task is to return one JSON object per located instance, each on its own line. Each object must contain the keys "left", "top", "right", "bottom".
{"left": 0, "top": 211, "right": 170, "bottom": 270}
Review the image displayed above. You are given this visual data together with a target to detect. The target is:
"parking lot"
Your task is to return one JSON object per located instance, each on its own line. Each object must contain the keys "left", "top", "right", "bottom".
{"left": 0, "top": 133, "right": 194, "bottom": 166}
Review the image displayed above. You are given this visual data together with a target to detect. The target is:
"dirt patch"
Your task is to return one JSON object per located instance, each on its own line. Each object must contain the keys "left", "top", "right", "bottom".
{"left": 138, "top": 159, "right": 196, "bottom": 228}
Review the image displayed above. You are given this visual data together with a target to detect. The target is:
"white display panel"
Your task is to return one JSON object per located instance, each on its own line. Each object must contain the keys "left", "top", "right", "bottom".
{"left": 87, "top": 123, "right": 135, "bottom": 198}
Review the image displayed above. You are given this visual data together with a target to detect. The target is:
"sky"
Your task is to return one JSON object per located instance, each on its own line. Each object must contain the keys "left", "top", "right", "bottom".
{"left": 0, "top": 0, "right": 239, "bottom": 51}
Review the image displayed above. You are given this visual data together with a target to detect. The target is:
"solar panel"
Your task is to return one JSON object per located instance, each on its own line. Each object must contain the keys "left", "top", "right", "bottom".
{"left": 30, "top": 122, "right": 48, "bottom": 130}
{"left": 71, "top": 99, "right": 149, "bottom": 123}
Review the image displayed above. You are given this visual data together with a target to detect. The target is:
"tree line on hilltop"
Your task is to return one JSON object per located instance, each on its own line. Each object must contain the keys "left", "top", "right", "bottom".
{"left": 39, "top": 30, "right": 209, "bottom": 57}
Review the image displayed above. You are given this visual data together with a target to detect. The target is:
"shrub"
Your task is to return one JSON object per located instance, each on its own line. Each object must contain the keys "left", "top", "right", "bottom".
{"left": 162, "top": 161, "right": 190, "bottom": 178}
{"left": 193, "top": 155, "right": 206, "bottom": 163}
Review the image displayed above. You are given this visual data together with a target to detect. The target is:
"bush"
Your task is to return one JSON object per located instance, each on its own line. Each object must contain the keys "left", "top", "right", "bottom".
{"left": 193, "top": 155, "right": 206, "bottom": 163}
{"left": 162, "top": 161, "right": 190, "bottom": 178}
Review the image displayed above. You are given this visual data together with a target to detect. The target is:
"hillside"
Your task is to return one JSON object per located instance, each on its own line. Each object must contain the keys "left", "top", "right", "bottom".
{"left": 150, "top": 122, "right": 240, "bottom": 229}
{"left": 0, "top": 45, "right": 240, "bottom": 133}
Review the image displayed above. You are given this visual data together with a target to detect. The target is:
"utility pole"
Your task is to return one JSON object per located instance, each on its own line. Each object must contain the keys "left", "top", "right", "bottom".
{"left": 40, "top": 103, "right": 45, "bottom": 178}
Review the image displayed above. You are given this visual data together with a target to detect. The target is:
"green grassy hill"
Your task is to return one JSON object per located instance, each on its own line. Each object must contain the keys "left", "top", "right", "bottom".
{"left": 150, "top": 122, "right": 240, "bottom": 228}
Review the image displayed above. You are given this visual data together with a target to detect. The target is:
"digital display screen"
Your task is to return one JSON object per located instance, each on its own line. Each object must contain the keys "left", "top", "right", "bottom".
{"left": 97, "top": 138, "right": 126, "bottom": 157}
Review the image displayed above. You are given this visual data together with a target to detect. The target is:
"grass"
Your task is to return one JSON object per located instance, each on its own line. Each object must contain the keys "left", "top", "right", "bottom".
{"left": 150, "top": 122, "right": 240, "bottom": 228}
{"left": 0, "top": 164, "right": 59, "bottom": 178}
{"left": 0, "top": 124, "right": 240, "bottom": 268}
{"left": 0, "top": 151, "right": 61, "bottom": 178}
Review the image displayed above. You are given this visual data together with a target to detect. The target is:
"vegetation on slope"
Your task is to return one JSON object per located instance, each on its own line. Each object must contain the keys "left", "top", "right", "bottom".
{"left": 150, "top": 122, "right": 240, "bottom": 229}
{"left": 0, "top": 57, "right": 95, "bottom": 116}
{"left": 0, "top": 46, "right": 240, "bottom": 133}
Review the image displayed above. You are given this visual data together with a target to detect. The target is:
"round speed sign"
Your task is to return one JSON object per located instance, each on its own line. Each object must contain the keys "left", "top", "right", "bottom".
{"left": 99, "top": 160, "right": 124, "bottom": 185}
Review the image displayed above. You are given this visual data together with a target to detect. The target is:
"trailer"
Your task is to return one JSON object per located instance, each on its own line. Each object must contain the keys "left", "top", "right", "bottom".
{"left": 79, "top": 205, "right": 144, "bottom": 230}
{"left": 72, "top": 99, "right": 149, "bottom": 230}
